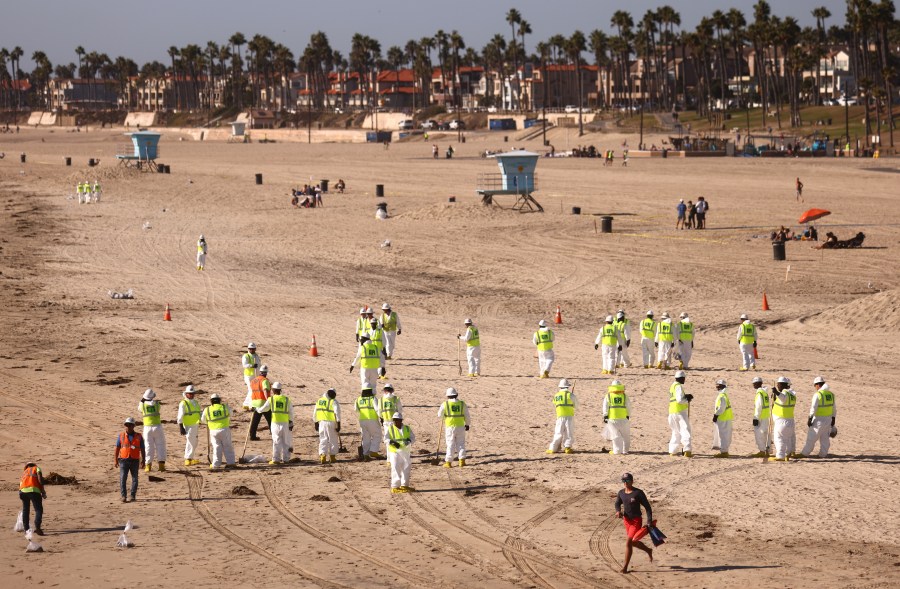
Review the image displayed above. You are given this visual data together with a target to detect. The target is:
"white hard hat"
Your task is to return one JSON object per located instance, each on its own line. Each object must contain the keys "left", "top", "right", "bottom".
{"left": 259, "top": 364, "right": 268, "bottom": 373}
{"left": 679, "top": 312, "right": 687, "bottom": 319}
{"left": 674, "top": 370, "right": 686, "bottom": 379}
{"left": 464, "top": 318, "right": 473, "bottom": 324}
{"left": 777, "top": 376, "right": 791, "bottom": 385}
{"left": 617, "top": 309, "right": 625, "bottom": 317}
{"left": 646, "top": 310, "right": 654, "bottom": 316}
{"left": 661, "top": 312, "right": 669, "bottom": 319}
{"left": 210, "top": 393, "right": 221, "bottom": 401}
{"left": 813, "top": 376, "right": 826, "bottom": 385}
{"left": 184, "top": 385, "right": 196, "bottom": 394}
{"left": 199, "top": 234, "right": 204, "bottom": 240}
{"left": 740, "top": 314, "right": 748, "bottom": 320}
{"left": 446, "top": 387, "right": 458, "bottom": 397}
{"left": 359, "top": 307, "right": 366, "bottom": 315}
{"left": 391, "top": 412, "right": 403, "bottom": 420}
{"left": 272, "top": 382, "right": 282, "bottom": 390}
{"left": 538, "top": 320, "right": 547, "bottom": 327}
{"left": 362, "top": 382, "right": 373, "bottom": 390}
{"left": 383, "top": 383, "right": 394, "bottom": 391}
{"left": 124, "top": 417, "right": 136, "bottom": 425}
{"left": 382, "top": 302, "right": 390, "bottom": 310}
{"left": 142, "top": 388, "right": 156, "bottom": 401}
{"left": 247, "top": 342, "right": 257, "bottom": 349}
{"left": 716, "top": 379, "right": 727, "bottom": 387}
{"left": 558, "top": 379, "right": 571, "bottom": 388}
{"left": 751, "top": 377, "right": 763, "bottom": 385}
{"left": 605, "top": 315, "right": 614, "bottom": 322}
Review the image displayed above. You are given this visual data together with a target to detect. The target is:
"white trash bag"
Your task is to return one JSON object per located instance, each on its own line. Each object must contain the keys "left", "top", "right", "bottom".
{"left": 116, "top": 520, "right": 135, "bottom": 548}
{"left": 14, "top": 510, "right": 24, "bottom": 532}
{"left": 243, "top": 454, "right": 267, "bottom": 464}
{"left": 25, "top": 529, "right": 43, "bottom": 552}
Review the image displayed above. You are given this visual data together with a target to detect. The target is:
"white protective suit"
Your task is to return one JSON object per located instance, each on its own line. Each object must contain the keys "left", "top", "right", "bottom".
{"left": 257, "top": 395, "right": 294, "bottom": 463}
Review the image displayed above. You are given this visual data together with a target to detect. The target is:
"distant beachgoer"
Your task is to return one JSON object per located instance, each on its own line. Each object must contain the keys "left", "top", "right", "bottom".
{"left": 695, "top": 197, "right": 708, "bottom": 229}
{"left": 615, "top": 472, "right": 654, "bottom": 574}
{"left": 686, "top": 200, "right": 696, "bottom": 229}
{"left": 622, "top": 149, "right": 629, "bottom": 166}
{"left": 335, "top": 179, "right": 346, "bottom": 193}
{"left": 796, "top": 177, "right": 804, "bottom": 202}
{"left": 432, "top": 144, "right": 439, "bottom": 159}
{"left": 676, "top": 199, "right": 686, "bottom": 230}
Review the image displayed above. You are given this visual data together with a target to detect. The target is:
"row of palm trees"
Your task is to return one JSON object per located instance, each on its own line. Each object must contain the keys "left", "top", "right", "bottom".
{"left": 1, "top": 1, "right": 897, "bottom": 133}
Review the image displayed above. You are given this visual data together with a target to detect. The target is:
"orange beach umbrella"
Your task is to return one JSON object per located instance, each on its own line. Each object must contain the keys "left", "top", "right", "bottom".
{"left": 798, "top": 208, "right": 830, "bottom": 224}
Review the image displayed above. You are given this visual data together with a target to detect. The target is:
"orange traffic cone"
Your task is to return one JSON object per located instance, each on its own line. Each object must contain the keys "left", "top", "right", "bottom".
{"left": 554, "top": 305, "right": 563, "bottom": 324}
{"left": 762, "top": 292, "right": 770, "bottom": 311}
{"left": 310, "top": 335, "right": 319, "bottom": 357}
{"left": 163, "top": 303, "right": 172, "bottom": 321}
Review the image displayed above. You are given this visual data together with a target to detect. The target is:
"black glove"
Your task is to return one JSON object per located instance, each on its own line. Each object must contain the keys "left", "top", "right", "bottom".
{"left": 355, "top": 334, "right": 359, "bottom": 342}
{"left": 458, "top": 333, "right": 461, "bottom": 338}
{"left": 712, "top": 415, "right": 718, "bottom": 423}
{"left": 691, "top": 341, "right": 694, "bottom": 349}
{"left": 831, "top": 416, "right": 835, "bottom": 426}
{"left": 594, "top": 344, "right": 599, "bottom": 350}
{"left": 336, "top": 423, "right": 341, "bottom": 433}
{"left": 626, "top": 415, "right": 629, "bottom": 420}
{"left": 753, "top": 342, "right": 757, "bottom": 348}
{"left": 465, "top": 425, "right": 470, "bottom": 431}
{"left": 390, "top": 440, "right": 399, "bottom": 448}
{"left": 752, "top": 418, "right": 759, "bottom": 427}
{"left": 807, "top": 416, "right": 814, "bottom": 427}
{"left": 685, "top": 394, "right": 694, "bottom": 403}
{"left": 349, "top": 365, "right": 354, "bottom": 373}
{"left": 617, "top": 345, "right": 622, "bottom": 351}
{"left": 289, "top": 422, "right": 294, "bottom": 431}
{"left": 179, "top": 424, "right": 186, "bottom": 436}
{"left": 378, "top": 367, "right": 386, "bottom": 377}
{"left": 379, "top": 418, "right": 384, "bottom": 425}
{"left": 314, "top": 422, "right": 319, "bottom": 432}
{"left": 626, "top": 340, "right": 631, "bottom": 347}
{"left": 398, "top": 330, "right": 401, "bottom": 335}
{"left": 654, "top": 342, "right": 658, "bottom": 348}
{"left": 603, "top": 416, "right": 608, "bottom": 423}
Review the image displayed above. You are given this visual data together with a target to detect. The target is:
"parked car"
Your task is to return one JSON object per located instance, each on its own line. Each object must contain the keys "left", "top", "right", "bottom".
{"left": 398, "top": 119, "right": 416, "bottom": 130}
{"left": 564, "top": 105, "right": 582, "bottom": 113}
{"left": 421, "top": 119, "right": 438, "bottom": 130}
{"left": 449, "top": 119, "right": 466, "bottom": 130}
{"left": 837, "top": 96, "right": 858, "bottom": 106}
{"left": 486, "top": 106, "right": 499, "bottom": 113}
{"left": 436, "top": 121, "right": 451, "bottom": 131}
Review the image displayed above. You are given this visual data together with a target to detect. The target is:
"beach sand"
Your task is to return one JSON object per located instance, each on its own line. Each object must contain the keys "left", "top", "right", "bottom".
{"left": 1, "top": 127, "right": 899, "bottom": 588}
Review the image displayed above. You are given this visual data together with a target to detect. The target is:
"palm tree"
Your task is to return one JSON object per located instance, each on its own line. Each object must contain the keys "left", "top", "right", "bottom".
{"left": 812, "top": 6, "right": 831, "bottom": 104}
{"left": 167, "top": 46, "right": 180, "bottom": 110}
{"left": 727, "top": 9, "right": 747, "bottom": 110}
{"left": 449, "top": 30, "right": 465, "bottom": 108}
{"left": 75, "top": 46, "right": 85, "bottom": 78}
{"left": 589, "top": 30, "right": 611, "bottom": 108}
{"left": 518, "top": 20, "right": 532, "bottom": 108}
{"left": 566, "top": 31, "right": 587, "bottom": 135}
{"left": 749, "top": 1, "right": 772, "bottom": 118}
{"left": 610, "top": 11, "right": 635, "bottom": 109}
{"left": 386, "top": 45, "right": 405, "bottom": 110}
{"left": 206, "top": 41, "right": 218, "bottom": 111}
{"left": 656, "top": 5, "right": 681, "bottom": 109}
{"left": 229, "top": 32, "right": 246, "bottom": 108}
{"left": 434, "top": 30, "right": 449, "bottom": 107}
{"left": 10, "top": 46, "right": 23, "bottom": 109}
{"left": 506, "top": 8, "right": 522, "bottom": 110}
{"left": 31, "top": 51, "right": 53, "bottom": 109}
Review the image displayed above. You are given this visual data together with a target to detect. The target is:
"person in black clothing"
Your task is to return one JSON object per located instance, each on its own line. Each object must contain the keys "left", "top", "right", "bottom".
{"left": 614, "top": 472, "right": 654, "bottom": 573}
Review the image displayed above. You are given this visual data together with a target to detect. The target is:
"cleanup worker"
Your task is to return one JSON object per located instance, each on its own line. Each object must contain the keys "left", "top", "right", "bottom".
{"left": 177, "top": 385, "right": 202, "bottom": 466}
{"left": 438, "top": 387, "right": 470, "bottom": 467}
{"left": 314, "top": 388, "right": 341, "bottom": 464}
{"left": 801, "top": 376, "right": 836, "bottom": 458}
{"left": 547, "top": 379, "right": 576, "bottom": 454}
{"left": 711, "top": 379, "right": 733, "bottom": 457}
{"left": 668, "top": 370, "right": 693, "bottom": 457}
{"left": 115, "top": 417, "right": 144, "bottom": 502}
{"left": 76, "top": 181, "right": 85, "bottom": 204}
{"left": 655, "top": 312, "right": 677, "bottom": 369}
{"left": 614, "top": 310, "right": 632, "bottom": 368}
{"left": 355, "top": 383, "right": 382, "bottom": 460}
{"left": 355, "top": 307, "right": 369, "bottom": 342}
{"left": 92, "top": 180, "right": 101, "bottom": 203}
{"left": 138, "top": 389, "right": 166, "bottom": 472}
{"left": 196, "top": 235, "right": 207, "bottom": 271}
{"left": 380, "top": 384, "right": 402, "bottom": 463}
{"left": 459, "top": 318, "right": 481, "bottom": 377}
{"left": 737, "top": 314, "right": 757, "bottom": 371}
{"left": 751, "top": 377, "right": 771, "bottom": 457}
{"left": 677, "top": 312, "right": 694, "bottom": 369}
{"left": 19, "top": 462, "right": 47, "bottom": 535}
{"left": 248, "top": 365, "right": 272, "bottom": 440}
{"left": 201, "top": 393, "right": 236, "bottom": 470}
{"left": 772, "top": 376, "right": 797, "bottom": 461}
{"left": 379, "top": 303, "right": 401, "bottom": 359}
{"left": 615, "top": 472, "right": 654, "bottom": 574}
{"left": 603, "top": 380, "right": 631, "bottom": 454}
{"left": 595, "top": 316, "right": 618, "bottom": 375}
{"left": 367, "top": 317, "right": 388, "bottom": 377}
{"left": 350, "top": 334, "right": 384, "bottom": 387}
{"left": 255, "top": 382, "right": 293, "bottom": 464}
{"left": 533, "top": 320, "right": 555, "bottom": 379}
{"left": 241, "top": 342, "right": 260, "bottom": 410}
{"left": 385, "top": 412, "right": 415, "bottom": 493}
{"left": 640, "top": 311, "right": 657, "bottom": 368}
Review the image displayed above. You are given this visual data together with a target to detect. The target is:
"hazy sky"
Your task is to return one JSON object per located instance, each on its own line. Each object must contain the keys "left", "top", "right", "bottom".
{"left": 2, "top": 0, "right": 863, "bottom": 71}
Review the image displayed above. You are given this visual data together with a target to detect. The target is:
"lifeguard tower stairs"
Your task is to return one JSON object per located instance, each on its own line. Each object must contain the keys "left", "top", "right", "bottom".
{"left": 476, "top": 150, "right": 543, "bottom": 212}
{"left": 116, "top": 131, "right": 161, "bottom": 171}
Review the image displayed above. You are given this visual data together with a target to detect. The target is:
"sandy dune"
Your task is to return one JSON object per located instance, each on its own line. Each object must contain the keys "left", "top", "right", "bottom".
{"left": 1, "top": 128, "right": 899, "bottom": 588}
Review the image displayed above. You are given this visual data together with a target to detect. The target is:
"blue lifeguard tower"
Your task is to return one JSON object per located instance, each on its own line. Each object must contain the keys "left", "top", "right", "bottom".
{"left": 476, "top": 150, "right": 543, "bottom": 212}
{"left": 116, "top": 131, "right": 161, "bottom": 171}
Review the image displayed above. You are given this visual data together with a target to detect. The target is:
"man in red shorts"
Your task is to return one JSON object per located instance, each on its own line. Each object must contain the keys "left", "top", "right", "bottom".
{"left": 614, "top": 472, "right": 654, "bottom": 573}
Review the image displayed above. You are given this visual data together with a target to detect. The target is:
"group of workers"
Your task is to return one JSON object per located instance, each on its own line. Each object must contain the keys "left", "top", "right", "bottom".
{"left": 545, "top": 371, "right": 836, "bottom": 462}
{"left": 75, "top": 180, "right": 101, "bottom": 204}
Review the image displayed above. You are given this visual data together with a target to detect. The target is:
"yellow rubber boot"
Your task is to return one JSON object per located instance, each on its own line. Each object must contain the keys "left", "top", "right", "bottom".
{"left": 459, "top": 459, "right": 466, "bottom": 467}
{"left": 320, "top": 455, "right": 327, "bottom": 464}
{"left": 158, "top": 462, "right": 166, "bottom": 472}
{"left": 329, "top": 455, "right": 337, "bottom": 463}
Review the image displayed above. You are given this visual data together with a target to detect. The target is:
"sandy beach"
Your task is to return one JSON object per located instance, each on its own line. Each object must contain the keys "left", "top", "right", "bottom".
{"left": 1, "top": 127, "right": 899, "bottom": 588}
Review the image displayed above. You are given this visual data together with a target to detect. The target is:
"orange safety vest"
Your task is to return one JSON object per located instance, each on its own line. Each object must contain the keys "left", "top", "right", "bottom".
{"left": 118, "top": 432, "right": 143, "bottom": 460}
{"left": 250, "top": 375, "right": 270, "bottom": 403}
{"left": 20, "top": 466, "right": 43, "bottom": 493}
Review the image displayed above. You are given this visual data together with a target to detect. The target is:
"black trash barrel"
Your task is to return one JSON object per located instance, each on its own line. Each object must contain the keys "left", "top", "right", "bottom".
{"left": 504, "top": 136, "right": 508, "bottom": 142}
{"left": 661, "top": 149, "right": 668, "bottom": 159}
{"left": 255, "top": 173, "right": 263, "bottom": 185}
{"left": 448, "top": 196, "right": 456, "bottom": 203}
{"left": 20, "top": 153, "right": 26, "bottom": 163}
{"left": 461, "top": 136, "right": 466, "bottom": 144}
{"left": 773, "top": 240, "right": 786, "bottom": 261}
{"left": 320, "top": 179, "right": 329, "bottom": 192}
{"left": 88, "top": 158, "right": 96, "bottom": 167}
{"left": 572, "top": 207, "right": 581, "bottom": 215}
{"left": 376, "top": 184, "right": 384, "bottom": 197}
{"left": 158, "top": 164, "right": 166, "bottom": 173}
{"left": 65, "top": 157, "right": 72, "bottom": 166}
{"left": 600, "top": 216, "right": 613, "bottom": 233}
{"left": 164, "top": 165, "right": 171, "bottom": 174}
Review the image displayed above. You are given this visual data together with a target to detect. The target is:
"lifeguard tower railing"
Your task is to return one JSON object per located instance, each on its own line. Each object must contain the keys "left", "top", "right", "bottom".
{"left": 116, "top": 131, "right": 161, "bottom": 171}
{"left": 476, "top": 173, "right": 539, "bottom": 193}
